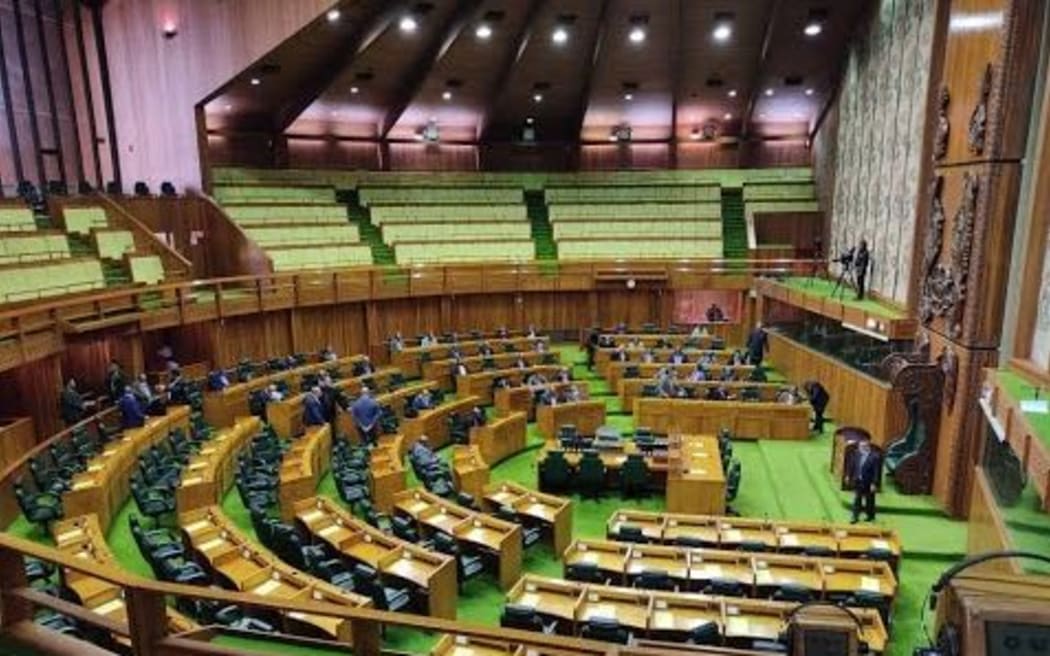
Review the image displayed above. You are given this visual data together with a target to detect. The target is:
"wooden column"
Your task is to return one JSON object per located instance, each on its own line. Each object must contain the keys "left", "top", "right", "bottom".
{"left": 916, "top": 0, "right": 1045, "bottom": 515}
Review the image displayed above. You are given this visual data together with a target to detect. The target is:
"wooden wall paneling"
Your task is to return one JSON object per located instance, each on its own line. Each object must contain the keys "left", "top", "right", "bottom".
{"left": 739, "top": 139, "right": 811, "bottom": 168}
{"left": 9, "top": 0, "right": 45, "bottom": 183}
{"left": 211, "top": 313, "right": 293, "bottom": 367}
{"left": 193, "top": 193, "right": 273, "bottom": 278}
{"left": 517, "top": 291, "right": 590, "bottom": 332}
{"left": 112, "top": 196, "right": 211, "bottom": 276}
{"left": 284, "top": 138, "right": 380, "bottom": 170}
{"left": 290, "top": 304, "right": 368, "bottom": 358}
{"left": 675, "top": 142, "right": 740, "bottom": 169}
{"left": 367, "top": 297, "right": 445, "bottom": 346}
{"left": 386, "top": 144, "right": 478, "bottom": 171}
{"left": 0, "top": 354, "right": 63, "bottom": 437}
{"left": 752, "top": 212, "right": 824, "bottom": 251}
{"left": 595, "top": 289, "right": 660, "bottom": 328}
{"left": 966, "top": 468, "right": 1020, "bottom": 572}
{"left": 0, "top": 2, "right": 23, "bottom": 186}
{"left": 479, "top": 142, "right": 573, "bottom": 171}
{"left": 66, "top": 0, "right": 103, "bottom": 187}
{"left": 50, "top": 0, "right": 82, "bottom": 186}
{"left": 31, "top": 0, "right": 65, "bottom": 183}
{"left": 449, "top": 294, "right": 518, "bottom": 333}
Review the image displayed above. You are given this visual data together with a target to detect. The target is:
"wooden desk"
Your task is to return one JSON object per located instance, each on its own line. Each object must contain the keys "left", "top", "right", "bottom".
{"left": 52, "top": 515, "right": 197, "bottom": 636}
{"left": 401, "top": 396, "right": 482, "bottom": 452}
{"left": 634, "top": 397, "right": 811, "bottom": 440}
{"left": 177, "top": 416, "right": 262, "bottom": 514}
{"left": 294, "top": 496, "right": 458, "bottom": 619}
{"left": 606, "top": 510, "right": 902, "bottom": 564}
{"left": 605, "top": 361, "right": 753, "bottom": 389}
{"left": 666, "top": 435, "right": 727, "bottom": 515}
{"left": 267, "top": 367, "right": 399, "bottom": 438}
{"left": 451, "top": 445, "right": 490, "bottom": 500}
{"left": 469, "top": 412, "right": 526, "bottom": 466}
{"left": 203, "top": 355, "right": 362, "bottom": 428}
{"left": 423, "top": 351, "right": 558, "bottom": 390}
{"left": 278, "top": 424, "right": 331, "bottom": 520}
{"left": 482, "top": 481, "right": 573, "bottom": 555}
{"left": 63, "top": 406, "right": 191, "bottom": 532}
{"left": 431, "top": 634, "right": 523, "bottom": 655}
{"left": 618, "top": 378, "right": 782, "bottom": 409}
{"left": 536, "top": 401, "right": 607, "bottom": 440}
{"left": 493, "top": 382, "right": 590, "bottom": 419}
{"left": 333, "top": 381, "right": 439, "bottom": 444}
{"left": 369, "top": 434, "right": 406, "bottom": 513}
{"left": 599, "top": 332, "right": 727, "bottom": 348}
{"left": 595, "top": 347, "right": 733, "bottom": 377}
{"left": 392, "top": 336, "right": 548, "bottom": 378}
{"left": 393, "top": 489, "right": 522, "bottom": 590}
{"left": 455, "top": 365, "right": 566, "bottom": 404}
{"left": 180, "top": 506, "right": 371, "bottom": 643}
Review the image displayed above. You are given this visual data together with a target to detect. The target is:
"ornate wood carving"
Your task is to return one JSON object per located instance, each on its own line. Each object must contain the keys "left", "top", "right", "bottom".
{"left": 968, "top": 64, "right": 993, "bottom": 156}
{"left": 934, "top": 86, "right": 950, "bottom": 161}
{"left": 919, "top": 173, "right": 979, "bottom": 338}
{"left": 881, "top": 353, "right": 944, "bottom": 495}
{"left": 914, "top": 329, "right": 931, "bottom": 361}
{"left": 938, "top": 345, "right": 958, "bottom": 412}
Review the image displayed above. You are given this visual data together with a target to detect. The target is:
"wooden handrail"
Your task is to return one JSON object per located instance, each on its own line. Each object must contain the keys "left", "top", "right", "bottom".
{"left": 95, "top": 192, "right": 194, "bottom": 276}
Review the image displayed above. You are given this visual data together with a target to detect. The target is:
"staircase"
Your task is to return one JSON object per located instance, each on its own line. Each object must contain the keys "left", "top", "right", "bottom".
{"left": 721, "top": 187, "right": 748, "bottom": 259}
{"left": 525, "top": 190, "right": 557, "bottom": 261}
{"left": 339, "top": 190, "right": 395, "bottom": 266}
{"left": 66, "top": 233, "right": 94, "bottom": 257}
{"left": 101, "top": 260, "right": 131, "bottom": 287}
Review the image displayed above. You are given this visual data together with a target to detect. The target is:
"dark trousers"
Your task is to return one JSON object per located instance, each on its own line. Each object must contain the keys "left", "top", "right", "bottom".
{"left": 749, "top": 350, "right": 764, "bottom": 366}
{"left": 356, "top": 423, "right": 378, "bottom": 446}
{"left": 852, "top": 486, "right": 876, "bottom": 521}
{"left": 856, "top": 274, "right": 867, "bottom": 300}
{"left": 813, "top": 408, "right": 826, "bottom": 433}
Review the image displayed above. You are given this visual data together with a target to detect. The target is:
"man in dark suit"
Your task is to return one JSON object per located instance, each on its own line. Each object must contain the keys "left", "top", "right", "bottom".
{"left": 804, "top": 380, "right": 830, "bottom": 433}
{"left": 746, "top": 324, "right": 769, "bottom": 366}
{"left": 854, "top": 239, "right": 870, "bottom": 300}
{"left": 850, "top": 441, "right": 880, "bottom": 523}
{"left": 303, "top": 387, "right": 328, "bottom": 428}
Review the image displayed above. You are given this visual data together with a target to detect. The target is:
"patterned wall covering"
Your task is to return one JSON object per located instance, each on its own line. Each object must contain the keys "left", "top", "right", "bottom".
{"left": 1034, "top": 242, "right": 1050, "bottom": 367}
{"left": 825, "top": 0, "right": 936, "bottom": 305}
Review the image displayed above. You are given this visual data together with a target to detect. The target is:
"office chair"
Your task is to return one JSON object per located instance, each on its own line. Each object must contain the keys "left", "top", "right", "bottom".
{"left": 772, "top": 583, "right": 815, "bottom": 603}
{"left": 738, "top": 540, "right": 767, "bottom": 553}
{"left": 687, "top": 621, "right": 722, "bottom": 646}
{"left": 613, "top": 525, "right": 647, "bottom": 544}
{"left": 133, "top": 181, "right": 151, "bottom": 196}
{"left": 801, "top": 545, "right": 836, "bottom": 557}
{"left": 391, "top": 516, "right": 421, "bottom": 544}
{"left": 302, "top": 545, "right": 355, "bottom": 591}
{"left": 620, "top": 454, "right": 651, "bottom": 498}
{"left": 455, "top": 491, "right": 477, "bottom": 510}
{"left": 703, "top": 577, "right": 746, "bottom": 597}
{"left": 580, "top": 616, "right": 631, "bottom": 645}
{"left": 538, "top": 451, "right": 571, "bottom": 492}
{"left": 577, "top": 450, "right": 606, "bottom": 499}
{"left": 14, "top": 480, "right": 63, "bottom": 532}
{"left": 634, "top": 568, "right": 675, "bottom": 591}
{"left": 500, "top": 604, "right": 558, "bottom": 634}
{"left": 352, "top": 564, "right": 412, "bottom": 612}
{"left": 565, "top": 561, "right": 608, "bottom": 585}
{"left": 433, "top": 532, "right": 484, "bottom": 590}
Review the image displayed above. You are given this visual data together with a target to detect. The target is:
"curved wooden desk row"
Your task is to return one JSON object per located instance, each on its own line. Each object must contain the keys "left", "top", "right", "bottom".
{"left": 267, "top": 367, "right": 401, "bottom": 439}
{"left": 203, "top": 355, "right": 364, "bottom": 428}
{"left": 536, "top": 401, "right": 607, "bottom": 440}
{"left": 293, "top": 496, "right": 458, "bottom": 619}
{"left": 633, "top": 398, "right": 810, "bottom": 440}
{"left": 51, "top": 515, "right": 198, "bottom": 637}
{"left": 179, "top": 506, "right": 371, "bottom": 643}
{"left": 606, "top": 361, "right": 756, "bottom": 388}
{"left": 278, "top": 424, "right": 332, "bottom": 520}
{"left": 481, "top": 481, "right": 573, "bottom": 555}
{"left": 334, "top": 380, "right": 439, "bottom": 445}
{"left": 494, "top": 381, "right": 591, "bottom": 419}
{"left": 392, "top": 335, "right": 549, "bottom": 378}
{"left": 595, "top": 347, "right": 738, "bottom": 377}
{"left": 618, "top": 379, "right": 787, "bottom": 408}
{"left": 607, "top": 511, "right": 902, "bottom": 562}
{"left": 563, "top": 539, "right": 897, "bottom": 601}
{"left": 539, "top": 435, "right": 726, "bottom": 516}
{"left": 177, "top": 416, "right": 264, "bottom": 515}
{"left": 63, "top": 406, "right": 191, "bottom": 532}
{"left": 597, "top": 331, "right": 732, "bottom": 347}
{"left": 506, "top": 574, "right": 888, "bottom": 653}
{"left": 450, "top": 445, "right": 490, "bottom": 500}
{"left": 455, "top": 365, "right": 572, "bottom": 404}
{"left": 424, "top": 350, "right": 559, "bottom": 390}
{"left": 402, "top": 395, "right": 483, "bottom": 452}
{"left": 369, "top": 434, "right": 406, "bottom": 513}
{"left": 392, "top": 489, "right": 522, "bottom": 590}
{"left": 469, "top": 411, "right": 527, "bottom": 467}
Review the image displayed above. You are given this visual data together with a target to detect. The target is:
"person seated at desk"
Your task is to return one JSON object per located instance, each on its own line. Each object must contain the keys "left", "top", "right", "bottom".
{"left": 656, "top": 370, "right": 679, "bottom": 398}
{"left": 553, "top": 367, "right": 572, "bottom": 383}
{"left": 131, "top": 373, "right": 154, "bottom": 406}
{"left": 670, "top": 348, "right": 688, "bottom": 364}
{"left": 706, "top": 385, "right": 730, "bottom": 401}
{"left": 534, "top": 340, "right": 548, "bottom": 354}
{"left": 106, "top": 360, "right": 127, "bottom": 402}
{"left": 526, "top": 324, "right": 539, "bottom": 339}
{"left": 688, "top": 364, "right": 709, "bottom": 382}
{"left": 319, "top": 345, "right": 338, "bottom": 362}
{"left": 526, "top": 372, "right": 548, "bottom": 387}
{"left": 448, "top": 344, "right": 464, "bottom": 360}
{"left": 351, "top": 388, "right": 381, "bottom": 445}
{"left": 452, "top": 359, "right": 469, "bottom": 378}
{"left": 420, "top": 333, "right": 434, "bottom": 347}
{"left": 353, "top": 356, "right": 375, "bottom": 377}
{"left": 168, "top": 369, "right": 190, "bottom": 406}
{"left": 610, "top": 345, "right": 628, "bottom": 362}
{"left": 697, "top": 351, "right": 716, "bottom": 366}
{"left": 536, "top": 388, "right": 558, "bottom": 406}
{"left": 207, "top": 370, "right": 230, "bottom": 392}
{"left": 690, "top": 323, "right": 711, "bottom": 339}
{"left": 303, "top": 387, "right": 328, "bottom": 427}
{"left": 118, "top": 385, "right": 146, "bottom": 429}
{"left": 478, "top": 341, "right": 494, "bottom": 357}
{"left": 640, "top": 349, "right": 656, "bottom": 364}
{"left": 410, "top": 435, "right": 437, "bottom": 464}
{"left": 389, "top": 332, "right": 405, "bottom": 353}
{"left": 729, "top": 350, "right": 747, "bottom": 366}
{"left": 626, "top": 336, "right": 642, "bottom": 349}
{"left": 497, "top": 326, "right": 509, "bottom": 339}
{"left": 804, "top": 380, "right": 830, "bottom": 433}
{"left": 720, "top": 366, "right": 736, "bottom": 382}
{"left": 145, "top": 384, "right": 169, "bottom": 416}
{"left": 492, "top": 376, "right": 511, "bottom": 390}
{"left": 266, "top": 384, "right": 284, "bottom": 403}
{"left": 614, "top": 322, "right": 628, "bottom": 334}
{"left": 60, "top": 378, "right": 95, "bottom": 426}
{"left": 706, "top": 303, "right": 726, "bottom": 322}
{"left": 597, "top": 334, "right": 616, "bottom": 348}
{"left": 564, "top": 384, "right": 586, "bottom": 403}
{"left": 469, "top": 405, "right": 487, "bottom": 427}
{"left": 513, "top": 356, "right": 529, "bottom": 370}
{"left": 412, "top": 388, "right": 435, "bottom": 412}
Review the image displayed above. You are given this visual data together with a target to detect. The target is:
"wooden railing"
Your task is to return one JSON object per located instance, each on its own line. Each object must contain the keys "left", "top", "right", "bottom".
{"left": 95, "top": 193, "right": 194, "bottom": 279}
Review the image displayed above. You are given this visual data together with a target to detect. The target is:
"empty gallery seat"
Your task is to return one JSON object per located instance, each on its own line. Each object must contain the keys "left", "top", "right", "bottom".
{"left": 0, "top": 259, "right": 105, "bottom": 303}
{"left": 93, "top": 230, "right": 137, "bottom": 260}
{"left": 358, "top": 186, "right": 523, "bottom": 206}
{"left": 0, "top": 207, "right": 37, "bottom": 232}
{"left": 382, "top": 222, "right": 531, "bottom": 242}
{"left": 393, "top": 240, "right": 534, "bottom": 265}
{"left": 370, "top": 204, "right": 527, "bottom": 225}
{"left": 212, "top": 185, "right": 338, "bottom": 205}
{"left": 128, "top": 256, "right": 165, "bottom": 285}
{"left": 0, "top": 233, "right": 71, "bottom": 265}
{"left": 268, "top": 245, "right": 373, "bottom": 271}
{"left": 243, "top": 225, "right": 360, "bottom": 248}
{"left": 62, "top": 207, "right": 109, "bottom": 235}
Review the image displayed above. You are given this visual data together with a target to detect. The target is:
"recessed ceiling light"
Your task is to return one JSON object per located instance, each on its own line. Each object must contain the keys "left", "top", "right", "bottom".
{"left": 552, "top": 27, "right": 569, "bottom": 44}
{"left": 629, "top": 26, "right": 646, "bottom": 43}
{"left": 724, "top": 113, "right": 732, "bottom": 120}
{"left": 764, "top": 88, "right": 774, "bottom": 96}
{"left": 623, "top": 92, "right": 633, "bottom": 101}
{"left": 399, "top": 15, "right": 418, "bottom": 33}
{"left": 804, "top": 10, "right": 827, "bottom": 37}
{"left": 250, "top": 77, "right": 261, "bottom": 86}
{"left": 728, "top": 89, "right": 737, "bottom": 98}
{"left": 224, "top": 104, "right": 232, "bottom": 112}
{"left": 350, "top": 86, "right": 360, "bottom": 95}
{"left": 326, "top": 8, "right": 340, "bottom": 23}
{"left": 805, "top": 88, "right": 815, "bottom": 96}
{"left": 475, "top": 23, "right": 492, "bottom": 40}
{"left": 712, "top": 13, "right": 734, "bottom": 42}
{"left": 804, "top": 22, "right": 822, "bottom": 36}
{"left": 526, "top": 117, "right": 535, "bottom": 125}
{"left": 533, "top": 93, "right": 543, "bottom": 103}
{"left": 442, "top": 90, "right": 452, "bottom": 101}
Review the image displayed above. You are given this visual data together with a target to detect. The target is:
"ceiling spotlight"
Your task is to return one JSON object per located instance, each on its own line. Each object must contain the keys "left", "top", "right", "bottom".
{"left": 399, "top": 14, "right": 418, "bottom": 33}
{"left": 805, "top": 88, "right": 815, "bottom": 96}
{"left": 804, "top": 9, "right": 827, "bottom": 37}
{"left": 533, "top": 93, "right": 543, "bottom": 103}
{"left": 552, "top": 26, "right": 569, "bottom": 44}
{"left": 224, "top": 104, "right": 232, "bottom": 112}
{"left": 728, "top": 89, "right": 737, "bottom": 98}
{"left": 326, "top": 8, "right": 341, "bottom": 23}
{"left": 525, "top": 117, "right": 535, "bottom": 125}
{"left": 629, "top": 26, "right": 646, "bottom": 43}
{"left": 712, "top": 12, "right": 734, "bottom": 42}
{"left": 724, "top": 113, "right": 732, "bottom": 120}
{"left": 764, "top": 88, "right": 775, "bottom": 96}
{"left": 350, "top": 86, "right": 360, "bottom": 95}
{"left": 475, "top": 23, "right": 492, "bottom": 40}
{"left": 690, "top": 127, "right": 702, "bottom": 140}
{"left": 250, "top": 77, "right": 261, "bottom": 86}
{"left": 804, "top": 22, "right": 822, "bottom": 36}
{"left": 161, "top": 21, "right": 178, "bottom": 39}
{"left": 442, "top": 90, "right": 452, "bottom": 101}
{"left": 624, "top": 92, "right": 634, "bottom": 101}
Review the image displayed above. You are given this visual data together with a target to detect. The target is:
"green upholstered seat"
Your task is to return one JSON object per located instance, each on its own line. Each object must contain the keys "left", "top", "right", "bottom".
{"left": 556, "top": 238, "right": 722, "bottom": 260}
{"left": 0, "top": 207, "right": 37, "bottom": 232}
{"left": 358, "top": 186, "right": 523, "bottom": 206}
{"left": 268, "top": 244, "right": 373, "bottom": 271}
{"left": 0, "top": 233, "right": 70, "bottom": 265}
{"left": 382, "top": 222, "right": 531, "bottom": 242}
{"left": 0, "top": 259, "right": 105, "bottom": 304}
{"left": 213, "top": 185, "right": 337, "bottom": 204}
{"left": 94, "top": 230, "right": 136, "bottom": 260}
{"left": 545, "top": 185, "right": 720, "bottom": 204}
{"left": 128, "top": 256, "right": 165, "bottom": 285}
{"left": 63, "top": 207, "right": 108, "bottom": 235}
{"left": 552, "top": 220, "right": 722, "bottom": 240}
{"left": 392, "top": 240, "right": 534, "bottom": 265}
{"left": 548, "top": 203, "right": 722, "bottom": 221}
{"left": 224, "top": 204, "right": 348, "bottom": 224}
{"left": 370, "top": 204, "right": 527, "bottom": 224}
{"left": 244, "top": 224, "right": 360, "bottom": 247}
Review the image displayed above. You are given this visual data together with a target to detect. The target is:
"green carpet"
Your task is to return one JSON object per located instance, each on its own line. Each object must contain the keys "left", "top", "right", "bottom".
{"left": 780, "top": 276, "right": 906, "bottom": 320}
{"left": 994, "top": 369, "right": 1050, "bottom": 450}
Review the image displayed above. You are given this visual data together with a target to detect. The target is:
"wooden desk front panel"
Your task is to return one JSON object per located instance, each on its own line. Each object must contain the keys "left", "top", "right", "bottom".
{"left": 618, "top": 379, "right": 785, "bottom": 409}
{"left": 606, "top": 361, "right": 752, "bottom": 388}
{"left": 536, "top": 401, "right": 607, "bottom": 440}
{"left": 401, "top": 396, "right": 481, "bottom": 451}
{"left": 0, "top": 417, "right": 35, "bottom": 473}
{"left": 424, "top": 351, "right": 557, "bottom": 390}
{"left": 634, "top": 398, "right": 810, "bottom": 440}
{"left": 456, "top": 365, "right": 564, "bottom": 404}
{"left": 469, "top": 412, "right": 527, "bottom": 465}
{"left": 392, "top": 336, "right": 547, "bottom": 378}
{"left": 493, "top": 382, "right": 590, "bottom": 418}
{"left": 595, "top": 347, "right": 734, "bottom": 376}
{"left": 278, "top": 424, "right": 332, "bottom": 520}
{"left": 177, "top": 416, "right": 262, "bottom": 514}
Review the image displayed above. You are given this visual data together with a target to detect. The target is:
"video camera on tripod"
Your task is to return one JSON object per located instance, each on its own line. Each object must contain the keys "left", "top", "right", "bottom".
{"left": 831, "top": 246, "right": 858, "bottom": 299}
{"left": 833, "top": 247, "right": 856, "bottom": 268}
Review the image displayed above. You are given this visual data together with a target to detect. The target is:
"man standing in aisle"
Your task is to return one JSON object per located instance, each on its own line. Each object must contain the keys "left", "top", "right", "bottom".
{"left": 850, "top": 441, "right": 881, "bottom": 523}
{"left": 746, "top": 323, "right": 769, "bottom": 367}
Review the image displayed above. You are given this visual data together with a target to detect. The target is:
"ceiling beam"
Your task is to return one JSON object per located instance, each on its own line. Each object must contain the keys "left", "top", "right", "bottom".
{"left": 271, "top": 0, "right": 404, "bottom": 132}
{"left": 569, "top": 0, "right": 612, "bottom": 141}
{"left": 668, "top": 0, "right": 683, "bottom": 162}
{"left": 740, "top": 0, "right": 782, "bottom": 140}
{"left": 379, "top": 0, "right": 485, "bottom": 139}
{"left": 477, "top": 0, "right": 546, "bottom": 142}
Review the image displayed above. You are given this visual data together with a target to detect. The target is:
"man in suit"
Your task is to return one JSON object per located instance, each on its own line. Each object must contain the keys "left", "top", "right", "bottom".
{"left": 59, "top": 378, "right": 93, "bottom": 425}
{"left": 804, "top": 380, "right": 831, "bottom": 433}
{"left": 118, "top": 385, "right": 145, "bottom": 429}
{"left": 411, "top": 388, "right": 434, "bottom": 412}
{"left": 850, "top": 441, "right": 880, "bottom": 523}
{"left": 350, "top": 388, "right": 381, "bottom": 445}
{"left": 854, "top": 239, "right": 870, "bottom": 300}
{"left": 303, "top": 387, "right": 327, "bottom": 427}
{"left": 746, "top": 324, "right": 769, "bottom": 366}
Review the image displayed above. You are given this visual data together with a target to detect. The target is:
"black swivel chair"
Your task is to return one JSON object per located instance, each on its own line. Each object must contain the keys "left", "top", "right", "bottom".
{"left": 565, "top": 561, "right": 608, "bottom": 585}
{"left": 581, "top": 616, "right": 631, "bottom": 645}
{"left": 703, "top": 577, "right": 746, "bottom": 598}
{"left": 433, "top": 532, "right": 484, "bottom": 591}
{"left": 633, "top": 568, "right": 675, "bottom": 592}
{"left": 499, "top": 603, "right": 558, "bottom": 634}
{"left": 352, "top": 564, "right": 412, "bottom": 613}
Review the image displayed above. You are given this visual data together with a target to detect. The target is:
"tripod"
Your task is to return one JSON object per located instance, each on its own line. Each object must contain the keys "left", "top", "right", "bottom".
{"left": 831, "top": 262, "right": 856, "bottom": 300}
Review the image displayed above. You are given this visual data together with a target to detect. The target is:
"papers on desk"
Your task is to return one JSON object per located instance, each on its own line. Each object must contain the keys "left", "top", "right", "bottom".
{"left": 318, "top": 524, "right": 341, "bottom": 539}
{"left": 71, "top": 480, "right": 93, "bottom": 490}
{"left": 94, "top": 598, "right": 125, "bottom": 616}
{"left": 870, "top": 539, "right": 891, "bottom": 551}
{"left": 861, "top": 576, "right": 882, "bottom": 592}
{"left": 583, "top": 604, "right": 617, "bottom": 620}
{"left": 181, "top": 476, "right": 203, "bottom": 486}
{"left": 723, "top": 529, "right": 742, "bottom": 542}
{"left": 1021, "top": 399, "right": 1049, "bottom": 414}
{"left": 184, "top": 519, "right": 211, "bottom": 534}
{"left": 300, "top": 509, "right": 324, "bottom": 524}
{"left": 253, "top": 579, "right": 282, "bottom": 595}
{"left": 198, "top": 537, "right": 227, "bottom": 552}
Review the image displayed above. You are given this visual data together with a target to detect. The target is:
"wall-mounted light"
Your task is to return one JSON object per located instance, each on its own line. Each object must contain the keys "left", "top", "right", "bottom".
{"left": 162, "top": 21, "right": 178, "bottom": 39}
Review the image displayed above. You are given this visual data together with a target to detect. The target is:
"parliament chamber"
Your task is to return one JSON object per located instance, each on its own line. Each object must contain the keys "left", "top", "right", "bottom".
{"left": 0, "top": 1, "right": 1049, "bottom": 655}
